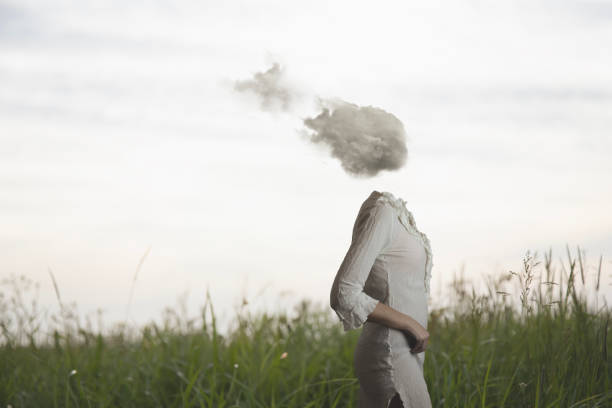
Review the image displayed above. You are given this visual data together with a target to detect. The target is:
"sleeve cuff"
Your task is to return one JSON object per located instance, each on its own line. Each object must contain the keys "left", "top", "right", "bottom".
{"left": 338, "top": 294, "right": 380, "bottom": 332}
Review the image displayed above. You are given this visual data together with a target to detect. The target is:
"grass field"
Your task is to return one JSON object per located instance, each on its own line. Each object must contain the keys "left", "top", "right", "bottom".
{"left": 1, "top": 246, "right": 611, "bottom": 407}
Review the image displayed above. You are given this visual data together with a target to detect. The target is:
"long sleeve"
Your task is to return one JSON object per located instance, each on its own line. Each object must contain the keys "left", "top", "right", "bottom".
{"left": 330, "top": 201, "right": 394, "bottom": 331}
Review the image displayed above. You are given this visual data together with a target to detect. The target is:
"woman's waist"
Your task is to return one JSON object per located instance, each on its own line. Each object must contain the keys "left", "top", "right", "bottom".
{"left": 387, "top": 297, "right": 428, "bottom": 328}
{"left": 360, "top": 323, "right": 414, "bottom": 354}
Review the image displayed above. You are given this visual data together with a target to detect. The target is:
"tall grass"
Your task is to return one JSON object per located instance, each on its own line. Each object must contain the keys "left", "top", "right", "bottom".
{"left": 1, "top": 246, "right": 610, "bottom": 407}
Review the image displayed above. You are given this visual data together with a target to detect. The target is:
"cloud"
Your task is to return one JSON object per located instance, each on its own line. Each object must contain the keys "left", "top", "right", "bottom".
{"left": 0, "top": 3, "right": 40, "bottom": 40}
{"left": 301, "top": 98, "right": 408, "bottom": 178}
{"left": 233, "top": 62, "right": 296, "bottom": 112}
{"left": 234, "top": 61, "right": 409, "bottom": 177}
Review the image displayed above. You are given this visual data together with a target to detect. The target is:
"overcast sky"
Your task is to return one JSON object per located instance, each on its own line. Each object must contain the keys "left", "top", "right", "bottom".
{"left": 1, "top": 0, "right": 611, "bottom": 335}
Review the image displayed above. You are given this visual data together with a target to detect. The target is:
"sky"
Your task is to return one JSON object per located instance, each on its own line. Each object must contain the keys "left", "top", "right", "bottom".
{"left": 1, "top": 0, "right": 611, "bottom": 336}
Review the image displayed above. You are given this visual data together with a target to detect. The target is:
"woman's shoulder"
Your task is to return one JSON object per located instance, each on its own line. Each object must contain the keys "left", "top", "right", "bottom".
{"left": 356, "top": 191, "right": 398, "bottom": 225}
{"left": 360, "top": 190, "right": 398, "bottom": 213}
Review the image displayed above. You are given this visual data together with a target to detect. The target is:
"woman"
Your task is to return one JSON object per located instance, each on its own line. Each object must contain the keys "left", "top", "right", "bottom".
{"left": 330, "top": 190, "right": 433, "bottom": 407}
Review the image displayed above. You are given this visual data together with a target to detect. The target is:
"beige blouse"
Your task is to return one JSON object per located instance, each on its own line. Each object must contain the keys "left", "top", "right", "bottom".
{"left": 330, "top": 190, "right": 433, "bottom": 332}
{"left": 329, "top": 190, "right": 434, "bottom": 408}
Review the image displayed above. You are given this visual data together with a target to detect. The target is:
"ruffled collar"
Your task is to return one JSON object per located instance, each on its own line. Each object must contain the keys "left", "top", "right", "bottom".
{"left": 373, "top": 190, "right": 433, "bottom": 297}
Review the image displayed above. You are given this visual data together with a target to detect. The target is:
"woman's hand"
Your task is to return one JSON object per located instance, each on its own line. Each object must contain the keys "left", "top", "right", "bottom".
{"left": 365, "top": 302, "right": 430, "bottom": 353}
{"left": 404, "top": 322, "right": 429, "bottom": 354}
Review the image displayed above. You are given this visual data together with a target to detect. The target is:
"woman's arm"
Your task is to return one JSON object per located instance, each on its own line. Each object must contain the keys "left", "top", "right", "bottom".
{"left": 330, "top": 202, "right": 394, "bottom": 332}
{"left": 366, "top": 302, "right": 430, "bottom": 354}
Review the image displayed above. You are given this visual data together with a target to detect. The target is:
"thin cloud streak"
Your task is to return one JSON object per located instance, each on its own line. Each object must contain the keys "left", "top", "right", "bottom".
{"left": 233, "top": 62, "right": 297, "bottom": 112}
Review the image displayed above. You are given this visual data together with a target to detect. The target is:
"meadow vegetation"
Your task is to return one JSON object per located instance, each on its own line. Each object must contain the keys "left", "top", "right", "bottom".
{"left": 1, "top": 246, "right": 610, "bottom": 407}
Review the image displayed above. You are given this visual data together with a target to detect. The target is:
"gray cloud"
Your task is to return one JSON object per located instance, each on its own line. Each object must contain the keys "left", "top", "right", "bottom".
{"left": 301, "top": 98, "right": 408, "bottom": 178}
{"left": 559, "top": 0, "right": 612, "bottom": 23}
{"left": 233, "top": 62, "right": 295, "bottom": 112}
